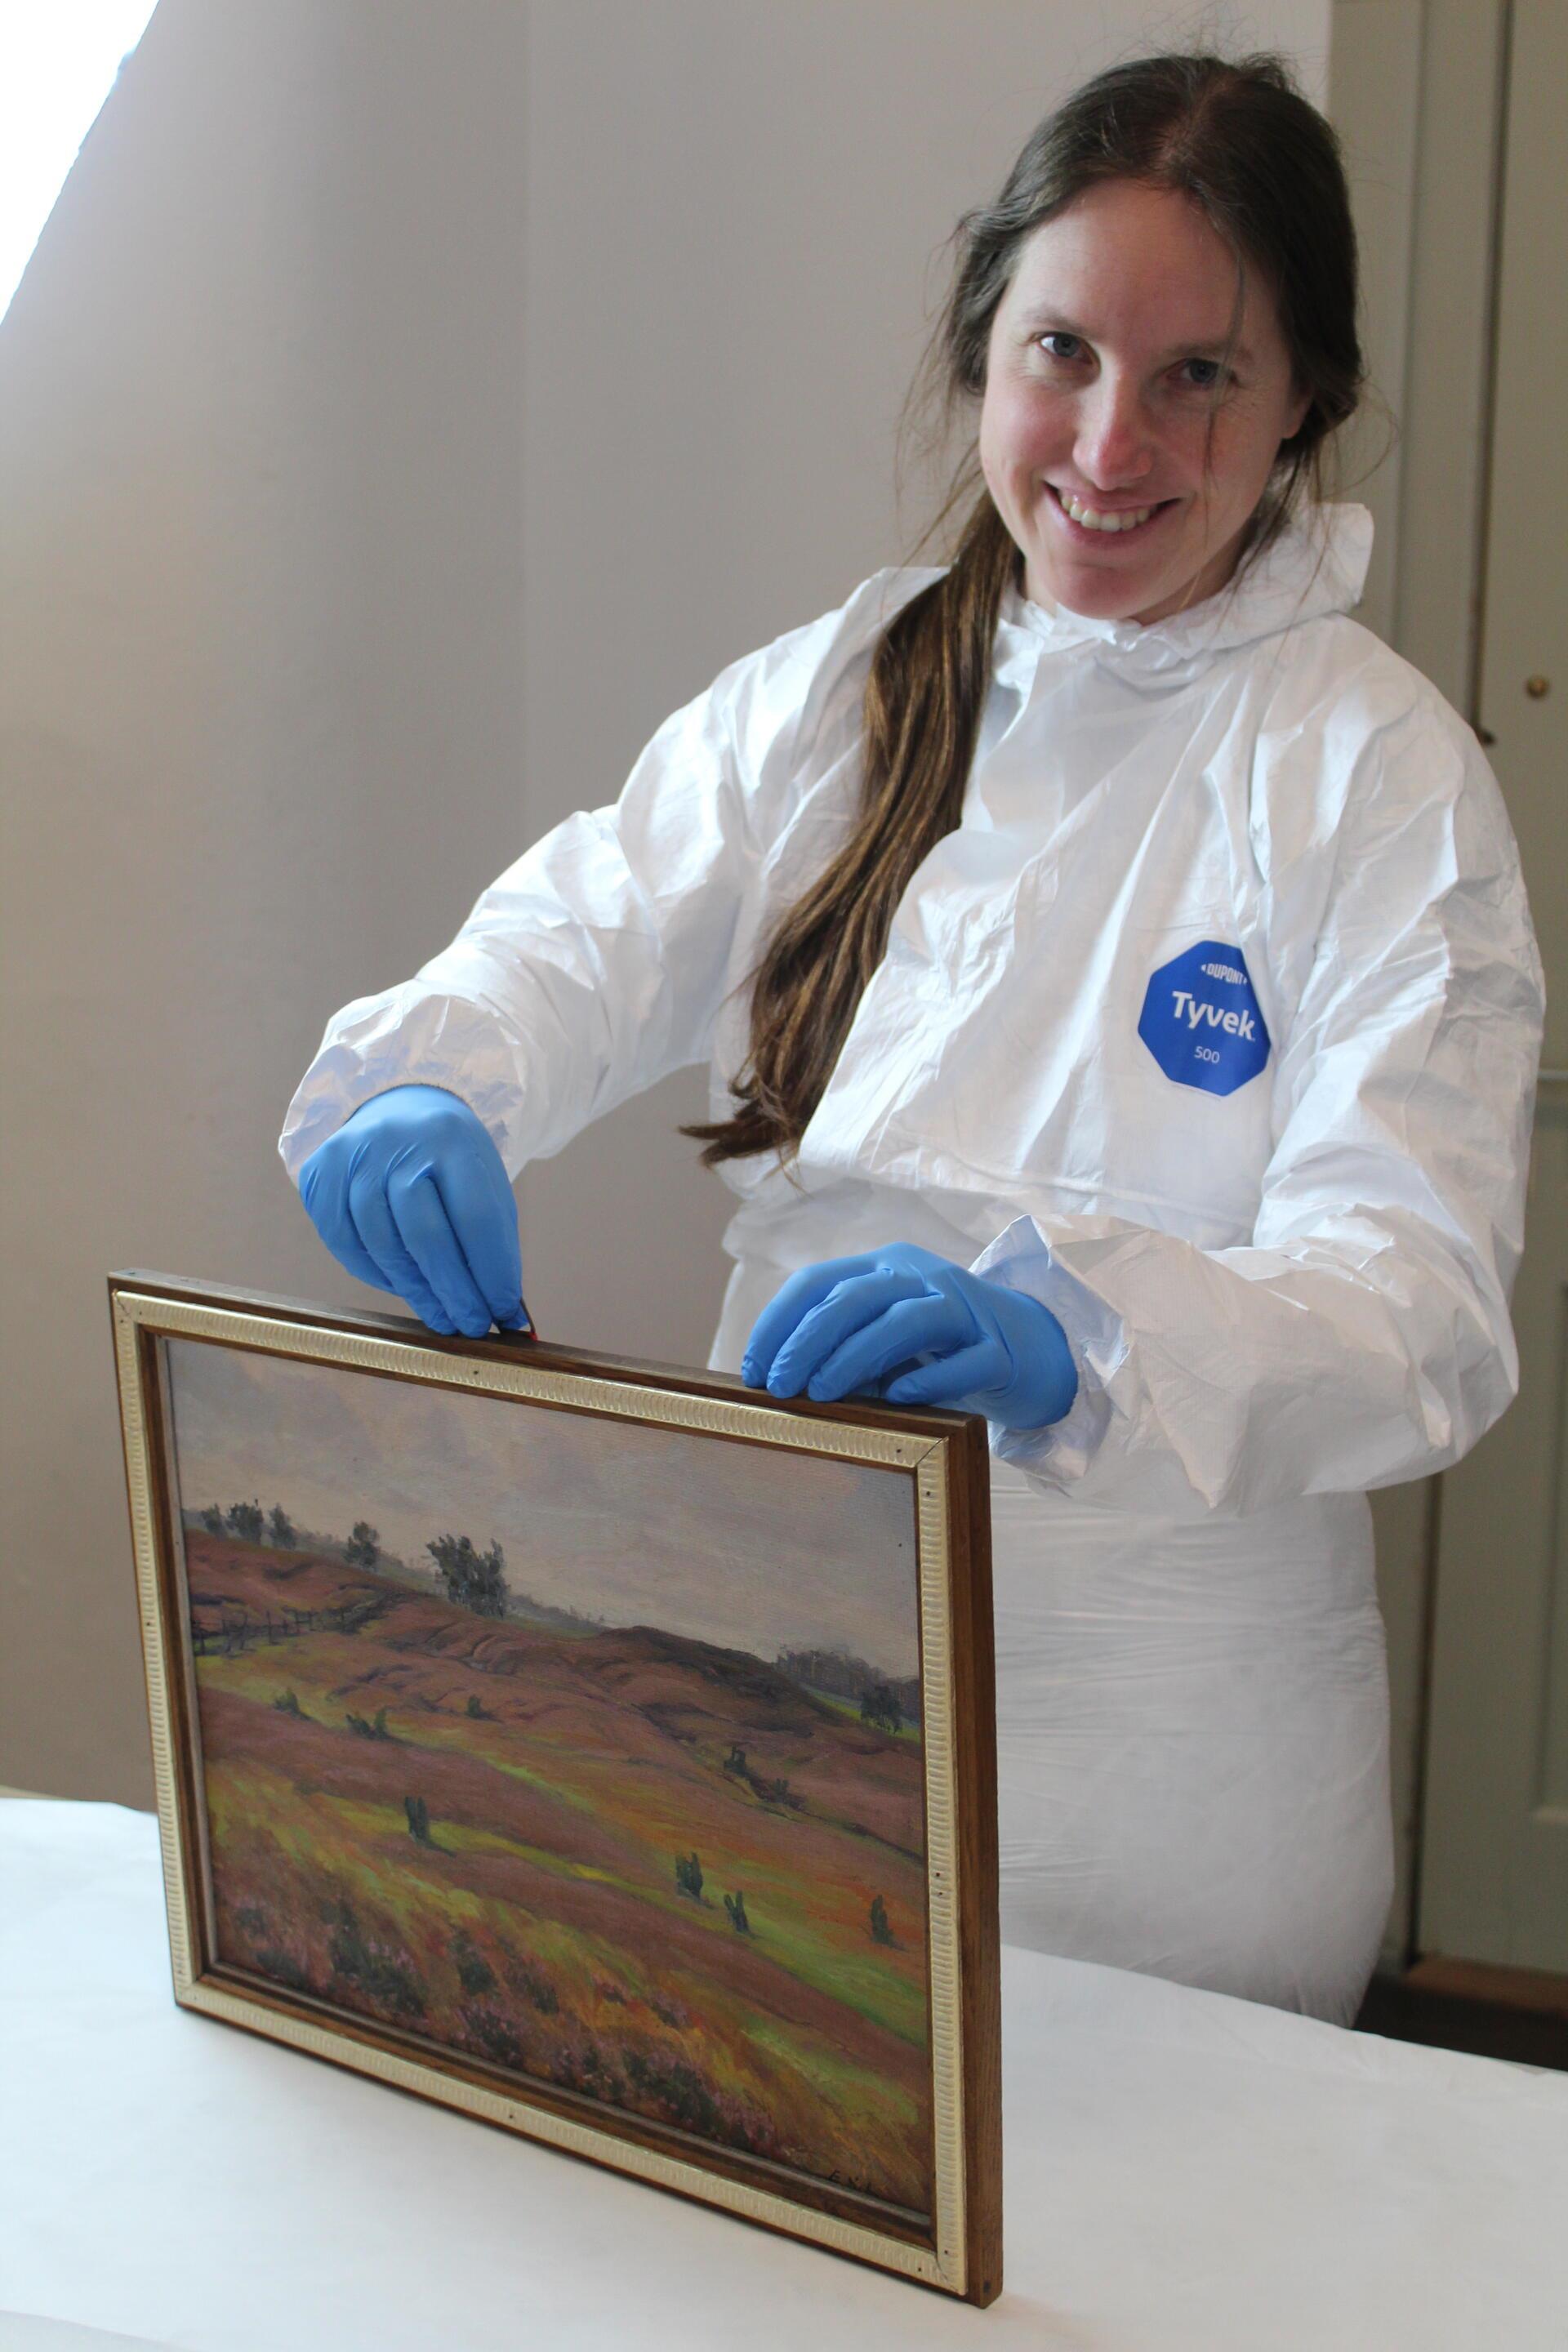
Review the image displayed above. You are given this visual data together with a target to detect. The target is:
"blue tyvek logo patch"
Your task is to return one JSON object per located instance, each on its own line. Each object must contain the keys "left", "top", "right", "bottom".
{"left": 1138, "top": 940, "right": 1271, "bottom": 1097}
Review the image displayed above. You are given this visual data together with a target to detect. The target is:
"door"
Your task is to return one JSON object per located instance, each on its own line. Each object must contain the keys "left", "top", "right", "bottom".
{"left": 1417, "top": 0, "right": 1568, "bottom": 1970}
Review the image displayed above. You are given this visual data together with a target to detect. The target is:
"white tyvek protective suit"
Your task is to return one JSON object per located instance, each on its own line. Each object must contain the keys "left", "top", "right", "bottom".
{"left": 278, "top": 500, "right": 1544, "bottom": 2024}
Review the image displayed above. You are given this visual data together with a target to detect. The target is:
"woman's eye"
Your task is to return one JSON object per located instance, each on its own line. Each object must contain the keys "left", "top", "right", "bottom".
{"left": 1036, "top": 336, "right": 1231, "bottom": 392}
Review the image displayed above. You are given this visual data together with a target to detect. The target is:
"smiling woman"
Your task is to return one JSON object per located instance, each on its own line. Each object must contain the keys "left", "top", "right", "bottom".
{"left": 279, "top": 47, "right": 1543, "bottom": 2030}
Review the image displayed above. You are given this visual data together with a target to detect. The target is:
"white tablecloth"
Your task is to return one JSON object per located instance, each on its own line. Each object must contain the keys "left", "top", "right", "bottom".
{"left": 3, "top": 1800, "right": 1567, "bottom": 2351}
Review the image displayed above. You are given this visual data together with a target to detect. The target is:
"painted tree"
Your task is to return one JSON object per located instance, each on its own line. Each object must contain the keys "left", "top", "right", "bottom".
{"left": 225, "top": 1499, "right": 265, "bottom": 1545}
{"left": 859, "top": 1682, "right": 903, "bottom": 1735}
{"left": 267, "top": 1503, "right": 297, "bottom": 1549}
{"left": 427, "top": 1532, "right": 508, "bottom": 1619}
{"left": 344, "top": 1521, "right": 381, "bottom": 1570}
{"left": 199, "top": 1505, "right": 224, "bottom": 1536}
{"left": 869, "top": 1894, "right": 895, "bottom": 1947}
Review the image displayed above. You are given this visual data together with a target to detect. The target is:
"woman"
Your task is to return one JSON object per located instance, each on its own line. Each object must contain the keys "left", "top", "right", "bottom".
{"left": 280, "top": 50, "right": 1544, "bottom": 2025}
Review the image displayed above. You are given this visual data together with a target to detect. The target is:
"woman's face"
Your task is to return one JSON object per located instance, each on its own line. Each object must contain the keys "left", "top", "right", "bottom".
{"left": 978, "top": 179, "right": 1312, "bottom": 626}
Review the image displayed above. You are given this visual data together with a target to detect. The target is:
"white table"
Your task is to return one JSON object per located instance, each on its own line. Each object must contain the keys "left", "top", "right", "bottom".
{"left": 4, "top": 1800, "right": 1567, "bottom": 2352}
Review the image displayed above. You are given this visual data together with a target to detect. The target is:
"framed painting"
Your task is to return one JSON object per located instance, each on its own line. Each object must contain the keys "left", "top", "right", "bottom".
{"left": 109, "top": 1271, "right": 1000, "bottom": 2304}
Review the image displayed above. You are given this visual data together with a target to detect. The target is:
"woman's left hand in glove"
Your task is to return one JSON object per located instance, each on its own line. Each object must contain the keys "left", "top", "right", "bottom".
{"left": 740, "top": 1242, "right": 1077, "bottom": 1430}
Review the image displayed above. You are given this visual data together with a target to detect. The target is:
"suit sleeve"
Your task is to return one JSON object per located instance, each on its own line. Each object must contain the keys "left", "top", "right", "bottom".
{"left": 969, "top": 702, "right": 1546, "bottom": 1518}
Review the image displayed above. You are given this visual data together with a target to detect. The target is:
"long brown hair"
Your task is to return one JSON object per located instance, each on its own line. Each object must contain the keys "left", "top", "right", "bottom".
{"left": 681, "top": 47, "right": 1378, "bottom": 1174}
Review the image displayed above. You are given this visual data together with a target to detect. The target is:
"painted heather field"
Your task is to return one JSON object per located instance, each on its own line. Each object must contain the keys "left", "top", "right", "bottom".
{"left": 167, "top": 1339, "right": 932, "bottom": 2213}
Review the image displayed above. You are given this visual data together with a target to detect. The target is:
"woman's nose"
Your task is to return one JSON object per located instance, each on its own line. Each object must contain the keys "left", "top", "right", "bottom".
{"left": 1073, "top": 379, "right": 1158, "bottom": 490}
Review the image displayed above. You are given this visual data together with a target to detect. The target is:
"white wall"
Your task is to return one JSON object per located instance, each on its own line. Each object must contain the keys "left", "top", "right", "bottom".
{"left": 1, "top": 0, "right": 1330, "bottom": 1804}
{"left": 1, "top": 0, "right": 532, "bottom": 1799}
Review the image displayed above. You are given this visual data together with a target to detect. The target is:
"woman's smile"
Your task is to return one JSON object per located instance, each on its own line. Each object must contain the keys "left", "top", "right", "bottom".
{"left": 1045, "top": 481, "right": 1183, "bottom": 544}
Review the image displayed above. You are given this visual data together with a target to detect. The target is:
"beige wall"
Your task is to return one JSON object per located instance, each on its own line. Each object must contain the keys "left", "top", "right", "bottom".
{"left": 2, "top": 0, "right": 1330, "bottom": 1804}
{"left": 1, "top": 0, "right": 532, "bottom": 1801}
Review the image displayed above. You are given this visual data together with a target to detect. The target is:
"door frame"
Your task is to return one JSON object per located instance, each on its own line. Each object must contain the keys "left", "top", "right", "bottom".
{"left": 1328, "top": 0, "right": 1515, "bottom": 1969}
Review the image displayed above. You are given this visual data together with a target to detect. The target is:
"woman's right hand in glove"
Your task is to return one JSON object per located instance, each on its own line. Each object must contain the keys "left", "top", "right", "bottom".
{"left": 296, "top": 1083, "right": 530, "bottom": 1339}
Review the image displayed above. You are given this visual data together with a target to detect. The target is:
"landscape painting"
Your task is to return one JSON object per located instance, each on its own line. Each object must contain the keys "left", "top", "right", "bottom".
{"left": 162, "top": 1334, "right": 933, "bottom": 2219}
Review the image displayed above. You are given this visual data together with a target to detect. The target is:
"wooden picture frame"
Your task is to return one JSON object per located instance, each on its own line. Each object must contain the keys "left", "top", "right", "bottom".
{"left": 109, "top": 1270, "right": 1000, "bottom": 2304}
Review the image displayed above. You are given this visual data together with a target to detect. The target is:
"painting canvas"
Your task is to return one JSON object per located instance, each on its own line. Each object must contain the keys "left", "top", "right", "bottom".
{"left": 110, "top": 1273, "right": 1000, "bottom": 2303}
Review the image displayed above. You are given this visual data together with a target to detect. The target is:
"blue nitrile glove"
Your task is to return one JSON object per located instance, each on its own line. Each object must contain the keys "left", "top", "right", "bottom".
{"left": 739, "top": 1242, "right": 1077, "bottom": 1430}
{"left": 296, "top": 1083, "right": 529, "bottom": 1339}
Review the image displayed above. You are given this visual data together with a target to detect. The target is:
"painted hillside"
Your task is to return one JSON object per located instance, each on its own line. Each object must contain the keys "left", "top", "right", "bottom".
{"left": 183, "top": 1526, "right": 932, "bottom": 2216}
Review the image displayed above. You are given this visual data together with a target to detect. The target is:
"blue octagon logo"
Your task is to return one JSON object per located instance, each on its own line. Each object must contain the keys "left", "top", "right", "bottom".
{"left": 1138, "top": 939, "right": 1271, "bottom": 1098}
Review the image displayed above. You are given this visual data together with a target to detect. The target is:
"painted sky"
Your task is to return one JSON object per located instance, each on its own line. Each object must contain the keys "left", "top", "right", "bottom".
{"left": 164, "top": 1338, "right": 920, "bottom": 1677}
